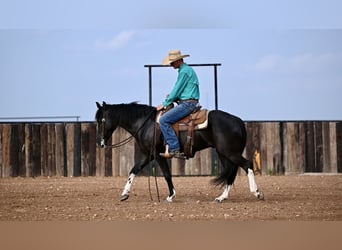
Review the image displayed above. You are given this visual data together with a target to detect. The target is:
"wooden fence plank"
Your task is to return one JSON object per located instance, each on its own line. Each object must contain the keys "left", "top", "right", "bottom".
{"left": 314, "top": 122, "right": 324, "bottom": 172}
{"left": 96, "top": 144, "right": 105, "bottom": 176}
{"left": 336, "top": 122, "right": 342, "bottom": 173}
{"left": 0, "top": 125, "right": 3, "bottom": 177}
{"left": 104, "top": 147, "right": 112, "bottom": 176}
{"left": 305, "top": 122, "right": 315, "bottom": 172}
{"left": 17, "top": 124, "right": 26, "bottom": 177}
{"left": 81, "top": 123, "right": 96, "bottom": 176}
{"left": 55, "top": 123, "right": 66, "bottom": 176}
{"left": 66, "top": 123, "right": 74, "bottom": 177}
{"left": 171, "top": 158, "right": 185, "bottom": 176}
{"left": 322, "top": 122, "right": 331, "bottom": 173}
{"left": 283, "top": 122, "right": 305, "bottom": 174}
{"left": 200, "top": 148, "right": 212, "bottom": 175}
{"left": 328, "top": 122, "right": 338, "bottom": 173}
{"left": 104, "top": 148, "right": 113, "bottom": 176}
{"left": 81, "top": 123, "right": 89, "bottom": 176}
{"left": 40, "top": 124, "right": 48, "bottom": 176}
{"left": 264, "top": 122, "right": 283, "bottom": 175}
{"left": 10, "top": 124, "right": 20, "bottom": 177}
{"left": 88, "top": 124, "right": 97, "bottom": 176}
{"left": 74, "top": 123, "right": 82, "bottom": 177}
{"left": 259, "top": 123, "right": 268, "bottom": 175}
{"left": 47, "top": 124, "right": 56, "bottom": 176}
{"left": 65, "top": 123, "right": 81, "bottom": 177}
{"left": 245, "top": 122, "right": 263, "bottom": 174}
{"left": 298, "top": 122, "right": 307, "bottom": 173}
{"left": 24, "top": 124, "right": 33, "bottom": 177}
{"left": 32, "top": 124, "right": 42, "bottom": 176}
{"left": 185, "top": 154, "right": 201, "bottom": 175}
{"left": 0, "top": 124, "right": 10, "bottom": 177}
{"left": 2, "top": 124, "right": 11, "bottom": 177}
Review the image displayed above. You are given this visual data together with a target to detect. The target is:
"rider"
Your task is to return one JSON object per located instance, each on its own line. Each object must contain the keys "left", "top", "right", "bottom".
{"left": 157, "top": 50, "right": 200, "bottom": 158}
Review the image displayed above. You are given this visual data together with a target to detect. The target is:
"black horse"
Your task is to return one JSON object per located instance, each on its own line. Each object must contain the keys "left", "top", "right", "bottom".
{"left": 95, "top": 101, "right": 263, "bottom": 202}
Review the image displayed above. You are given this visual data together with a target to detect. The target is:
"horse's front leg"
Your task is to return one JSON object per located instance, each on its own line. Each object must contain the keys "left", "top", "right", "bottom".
{"left": 120, "top": 173, "right": 135, "bottom": 201}
{"left": 120, "top": 158, "right": 150, "bottom": 201}
{"left": 166, "top": 188, "right": 176, "bottom": 203}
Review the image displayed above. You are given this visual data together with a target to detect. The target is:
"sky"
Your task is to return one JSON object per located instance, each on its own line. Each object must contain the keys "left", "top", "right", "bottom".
{"left": 0, "top": 0, "right": 342, "bottom": 121}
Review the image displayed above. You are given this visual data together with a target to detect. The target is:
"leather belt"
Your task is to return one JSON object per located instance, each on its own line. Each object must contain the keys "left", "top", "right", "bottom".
{"left": 178, "top": 99, "right": 198, "bottom": 103}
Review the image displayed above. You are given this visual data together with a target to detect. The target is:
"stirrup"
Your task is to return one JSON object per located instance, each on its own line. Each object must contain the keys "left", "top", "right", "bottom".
{"left": 159, "top": 150, "right": 185, "bottom": 159}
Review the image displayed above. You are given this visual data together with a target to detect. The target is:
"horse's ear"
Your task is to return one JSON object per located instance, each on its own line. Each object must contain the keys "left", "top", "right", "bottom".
{"left": 102, "top": 101, "right": 107, "bottom": 106}
{"left": 96, "top": 102, "right": 102, "bottom": 109}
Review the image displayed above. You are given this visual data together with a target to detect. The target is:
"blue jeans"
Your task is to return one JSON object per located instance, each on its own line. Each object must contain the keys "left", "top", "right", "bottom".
{"left": 159, "top": 101, "right": 198, "bottom": 152}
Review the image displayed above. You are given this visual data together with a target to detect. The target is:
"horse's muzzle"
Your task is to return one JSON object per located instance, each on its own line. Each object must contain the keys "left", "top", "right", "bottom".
{"left": 100, "top": 139, "right": 106, "bottom": 148}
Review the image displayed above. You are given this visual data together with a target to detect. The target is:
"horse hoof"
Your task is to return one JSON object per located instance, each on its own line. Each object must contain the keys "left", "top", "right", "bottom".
{"left": 166, "top": 189, "right": 176, "bottom": 203}
{"left": 215, "top": 198, "right": 224, "bottom": 203}
{"left": 166, "top": 194, "right": 176, "bottom": 203}
{"left": 256, "top": 191, "right": 264, "bottom": 200}
{"left": 120, "top": 194, "right": 129, "bottom": 201}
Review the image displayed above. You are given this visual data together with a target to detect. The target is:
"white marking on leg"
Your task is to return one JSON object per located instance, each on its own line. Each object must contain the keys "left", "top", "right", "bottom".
{"left": 166, "top": 188, "right": 176, "bottom": 203}
{"left": 248, "top": 169, "right": 264, "bottom": 199}
{"left": 248, "top": 169, "right": 258, "bottom": 193}
{"left": 121, "top": 173, "right": 135, "bottom": 196}
{"left": 215, "top": 185, "right": 232, "bottom": 202}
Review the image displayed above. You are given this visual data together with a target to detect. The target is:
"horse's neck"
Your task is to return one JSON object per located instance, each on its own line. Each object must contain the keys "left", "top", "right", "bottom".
{"left": 114, "top": 108, "right": 154, "bottom": 136}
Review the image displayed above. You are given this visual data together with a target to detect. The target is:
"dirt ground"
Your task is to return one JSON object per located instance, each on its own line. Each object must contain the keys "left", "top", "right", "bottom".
{"left": 0, "top": 175, "right": 341, "bottom": 221}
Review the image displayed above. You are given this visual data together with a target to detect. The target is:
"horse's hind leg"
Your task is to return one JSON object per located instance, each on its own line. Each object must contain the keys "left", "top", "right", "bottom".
{"left": 157, "top": 157, "right": 176, "bottom": 202}
{"left": 215, "top": 184, "right": 232, "bottom": 203}
{"left": 230, "top": 155, "right": 264, "bottom": 200}
{"left": 214, "top": 155, "right": 238, "bottom": 203}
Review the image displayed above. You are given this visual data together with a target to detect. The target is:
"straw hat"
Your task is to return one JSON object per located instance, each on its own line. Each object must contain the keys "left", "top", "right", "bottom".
{"left": 162, "top": 50, "right": 190, "bottom": 65}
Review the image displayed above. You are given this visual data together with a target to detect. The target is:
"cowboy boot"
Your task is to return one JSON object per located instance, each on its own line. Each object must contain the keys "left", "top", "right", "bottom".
{"left": 159, "top": 145, "right": 185, "bottom": 159}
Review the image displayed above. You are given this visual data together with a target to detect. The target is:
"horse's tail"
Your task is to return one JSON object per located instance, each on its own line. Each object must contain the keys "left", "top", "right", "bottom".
{"left": 211, "top": 154, "right": 252, "bottom": 187}
{"left": 211, "top": 165, "right": 234, "bottom": 187}
{"left": 211, "top": 157, "right": 239, "bottom": 187}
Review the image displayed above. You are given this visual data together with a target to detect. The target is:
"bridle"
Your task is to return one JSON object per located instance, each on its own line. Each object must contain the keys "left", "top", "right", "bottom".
{"left": 98, "top": 109, "right": 155, "bottom": 149}
{"left": 99, "top": 117, "right": 134, "bottom": 148}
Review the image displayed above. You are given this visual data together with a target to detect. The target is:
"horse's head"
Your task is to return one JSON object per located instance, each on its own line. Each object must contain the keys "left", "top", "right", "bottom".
{"left": 95, "top": 101, "right": 117, "bottom": 147}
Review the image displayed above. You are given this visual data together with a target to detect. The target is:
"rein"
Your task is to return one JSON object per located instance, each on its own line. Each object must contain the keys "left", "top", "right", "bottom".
{"left": 148, "top": 124, "right": 160, "bottom": 202}
{"left": 99, "top": 109, "right": 155, "bottom": 148}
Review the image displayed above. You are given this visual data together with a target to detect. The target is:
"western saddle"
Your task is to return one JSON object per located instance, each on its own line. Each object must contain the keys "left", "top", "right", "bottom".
{"left": 157, "top": 105, "right": 209, "bottom": 159}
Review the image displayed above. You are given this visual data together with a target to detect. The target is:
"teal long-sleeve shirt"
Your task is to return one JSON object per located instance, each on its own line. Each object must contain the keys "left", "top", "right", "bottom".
{"left": 163, "top": 63, "right": 200, "bottom": 107}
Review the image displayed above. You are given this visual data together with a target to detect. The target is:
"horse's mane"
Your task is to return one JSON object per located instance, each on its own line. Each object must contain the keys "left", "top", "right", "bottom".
{"left": 95, "top": 102, "right": 156, "bottom": 121}
{"left": 117, "top": 102, "right": 156, "bottom": 120}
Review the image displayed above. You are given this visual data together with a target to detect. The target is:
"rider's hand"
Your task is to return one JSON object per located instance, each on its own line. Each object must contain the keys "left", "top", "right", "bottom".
{"left": 157, "top": 104, "right": 165, "bottom": 111}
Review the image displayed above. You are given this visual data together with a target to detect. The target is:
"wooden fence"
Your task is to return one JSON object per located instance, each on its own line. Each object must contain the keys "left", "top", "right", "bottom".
{"left": 0, "top": 121, "right": 341, "bottom": 177}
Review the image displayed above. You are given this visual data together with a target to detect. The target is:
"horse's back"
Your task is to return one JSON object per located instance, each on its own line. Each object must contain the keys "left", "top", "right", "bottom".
{"left": 208, "top": 109, "right": 245, "bottom": 129}
{"left": 207, "top": 109, "right": 247, "bottom": 151}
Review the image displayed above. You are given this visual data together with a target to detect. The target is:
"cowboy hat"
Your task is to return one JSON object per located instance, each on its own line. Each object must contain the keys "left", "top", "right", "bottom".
{"left": 162, "top": 50, "right": 190, "bottom": 65}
